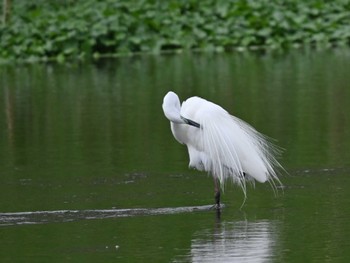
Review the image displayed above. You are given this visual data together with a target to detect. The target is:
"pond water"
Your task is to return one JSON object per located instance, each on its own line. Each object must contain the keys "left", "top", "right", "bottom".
{"left": 1, "top": 48, "right": 350, "bottom": 262}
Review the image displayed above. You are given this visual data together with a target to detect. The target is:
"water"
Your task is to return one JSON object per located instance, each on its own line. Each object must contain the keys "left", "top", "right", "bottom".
{"left": 1, "top": 48, "right": 350, "bottom": 262}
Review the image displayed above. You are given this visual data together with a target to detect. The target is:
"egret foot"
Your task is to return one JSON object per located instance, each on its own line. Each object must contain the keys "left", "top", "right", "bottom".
{"left": 211, "top": 203, "right": 221, "bottom": 210}
{"left": 214, "top": 190, "right": 221, "bottom": 209}
{"left": 213, "top": 177, "right": 221, "bottom": 209}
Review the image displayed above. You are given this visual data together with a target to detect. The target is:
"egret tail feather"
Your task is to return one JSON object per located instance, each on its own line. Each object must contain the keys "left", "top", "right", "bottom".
{"left": 200, "top": 112, "right": 283, "bottom": 198}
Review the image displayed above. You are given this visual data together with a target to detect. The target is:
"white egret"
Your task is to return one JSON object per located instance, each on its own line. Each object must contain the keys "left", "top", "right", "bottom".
{"left": 162, "top": 91, "right": 283, "bottom": 208}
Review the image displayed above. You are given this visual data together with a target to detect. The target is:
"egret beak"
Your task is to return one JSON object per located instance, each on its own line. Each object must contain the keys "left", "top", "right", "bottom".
{"left": 181, "top": 116, "right": 200, "bottom": 128}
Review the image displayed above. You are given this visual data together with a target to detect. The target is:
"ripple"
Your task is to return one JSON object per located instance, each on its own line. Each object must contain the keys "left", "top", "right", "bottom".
{"left": 0, "top": 204, "right": 221, "bottom": 226}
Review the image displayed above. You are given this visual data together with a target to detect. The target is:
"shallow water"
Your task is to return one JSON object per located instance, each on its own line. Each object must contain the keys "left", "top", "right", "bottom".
{"left": 1, "top": 49, "right": 350, "bottom": 262}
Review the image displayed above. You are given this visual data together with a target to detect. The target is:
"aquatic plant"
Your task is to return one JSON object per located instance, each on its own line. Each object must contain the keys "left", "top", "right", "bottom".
{"left": 1, "top": 0, "right": 350, "bottom": 62}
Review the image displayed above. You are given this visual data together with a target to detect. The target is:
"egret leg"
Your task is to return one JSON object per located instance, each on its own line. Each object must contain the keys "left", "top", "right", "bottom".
{"left": 214, "top": 177, "right": 221, "bottom": 209}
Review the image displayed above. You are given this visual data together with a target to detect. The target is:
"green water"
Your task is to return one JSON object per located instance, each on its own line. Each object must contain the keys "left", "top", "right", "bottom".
{"left": 1, "top": 49, "right": 350, "bottom": 262}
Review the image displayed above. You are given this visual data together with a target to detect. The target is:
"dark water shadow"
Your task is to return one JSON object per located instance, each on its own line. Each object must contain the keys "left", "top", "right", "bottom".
{"left": 0, "top": 204, "right": 224, "bottom": 226}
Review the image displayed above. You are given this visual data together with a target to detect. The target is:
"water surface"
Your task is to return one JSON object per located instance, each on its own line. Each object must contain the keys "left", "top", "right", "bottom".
{"left": 1, "top": 48, "right": 350, "bottom": 262}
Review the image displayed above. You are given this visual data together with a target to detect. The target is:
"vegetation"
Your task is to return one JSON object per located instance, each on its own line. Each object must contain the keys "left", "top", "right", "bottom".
{"left": 1, "top": 0, "right": 350, "bottom": 62}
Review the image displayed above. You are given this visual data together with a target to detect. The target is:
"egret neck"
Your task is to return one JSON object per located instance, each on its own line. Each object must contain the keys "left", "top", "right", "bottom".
{"left": 162, "top": 91, "right": 200, "bottom": 128}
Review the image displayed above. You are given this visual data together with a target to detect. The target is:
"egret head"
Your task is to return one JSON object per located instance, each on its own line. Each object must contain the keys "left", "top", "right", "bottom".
{"left": 162, "top": 91, "right": 200, "bottom": 128}
{"left": 162, "top": 91, "right": 182, "bottom": 123}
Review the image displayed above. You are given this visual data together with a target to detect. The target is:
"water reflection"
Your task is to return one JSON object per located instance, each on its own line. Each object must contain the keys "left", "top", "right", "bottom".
{"left": 182, "top": 220, "right": 277, "bottom": 263}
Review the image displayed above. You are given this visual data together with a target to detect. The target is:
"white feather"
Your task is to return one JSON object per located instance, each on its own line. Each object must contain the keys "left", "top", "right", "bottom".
{"left": 163, "top": 92, "right": 283, "bottom": 200}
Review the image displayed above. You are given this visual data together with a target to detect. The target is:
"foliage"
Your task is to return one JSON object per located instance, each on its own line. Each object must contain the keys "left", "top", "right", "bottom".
{"left": 1, "top": 0, "right": 350, "bottom": 62}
